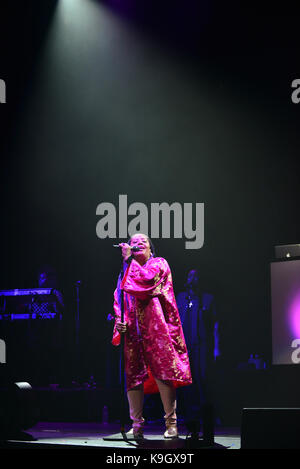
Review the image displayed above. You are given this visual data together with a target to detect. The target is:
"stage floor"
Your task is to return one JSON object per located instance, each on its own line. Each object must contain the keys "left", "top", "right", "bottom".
{"left": 1, "top": 421, "right": 241, "bottom": 450}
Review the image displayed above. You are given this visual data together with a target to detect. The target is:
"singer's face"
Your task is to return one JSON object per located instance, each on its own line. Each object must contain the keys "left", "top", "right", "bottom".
{"left": 129, "top": 233, "right": 151, "bottom": 261}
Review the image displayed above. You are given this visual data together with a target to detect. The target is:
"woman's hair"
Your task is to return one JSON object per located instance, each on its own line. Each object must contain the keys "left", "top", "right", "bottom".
{"left": 127, "top": 234, "right": 156, "bottom": 257}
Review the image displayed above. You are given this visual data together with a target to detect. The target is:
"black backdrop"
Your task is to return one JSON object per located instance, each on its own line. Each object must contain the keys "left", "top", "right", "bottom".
{"left": 0, "top": 0, "right": 299, "bottom": 408}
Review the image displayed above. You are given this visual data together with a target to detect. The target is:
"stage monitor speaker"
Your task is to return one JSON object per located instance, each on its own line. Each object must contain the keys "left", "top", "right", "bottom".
{"left": 241, "top": 407, "right": 300, "bottom": 449}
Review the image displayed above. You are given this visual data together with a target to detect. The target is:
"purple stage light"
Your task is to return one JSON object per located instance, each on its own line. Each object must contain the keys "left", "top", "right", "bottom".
{"left": 289, "top": 291, "right": 300, "bottom": 338}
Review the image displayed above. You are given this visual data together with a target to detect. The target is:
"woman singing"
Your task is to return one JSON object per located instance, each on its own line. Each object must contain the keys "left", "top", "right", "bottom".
{"left": 112, "top": 233, "right": 192, "bottom": 439}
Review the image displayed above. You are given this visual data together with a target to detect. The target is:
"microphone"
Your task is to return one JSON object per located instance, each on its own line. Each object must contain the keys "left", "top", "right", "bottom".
{"left": 113, "top": 244, "right": 140, "bottom": 252}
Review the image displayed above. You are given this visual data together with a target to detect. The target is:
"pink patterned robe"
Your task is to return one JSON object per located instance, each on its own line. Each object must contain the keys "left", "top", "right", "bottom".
{"left": 112, "top": 256, "right": 192, "bottom": 393}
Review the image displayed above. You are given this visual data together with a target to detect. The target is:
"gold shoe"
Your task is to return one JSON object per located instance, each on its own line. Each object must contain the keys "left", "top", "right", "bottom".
{"left": 164, "top": 417, "right": 178, "bottom": 439}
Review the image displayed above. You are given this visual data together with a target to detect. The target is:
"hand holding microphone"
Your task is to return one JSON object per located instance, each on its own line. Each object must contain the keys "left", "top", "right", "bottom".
{"left": 113, "top": 243, "right": 140, "bottom": 261}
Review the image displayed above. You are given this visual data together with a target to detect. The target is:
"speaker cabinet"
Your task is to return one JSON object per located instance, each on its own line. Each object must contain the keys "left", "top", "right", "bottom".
{"left": 241, "top": 407, "right": 300, "bottom": 449}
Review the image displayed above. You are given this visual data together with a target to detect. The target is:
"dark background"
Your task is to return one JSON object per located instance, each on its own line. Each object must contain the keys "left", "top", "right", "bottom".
{"left": 0, "top": 0, "right": 299, "bottom": 421}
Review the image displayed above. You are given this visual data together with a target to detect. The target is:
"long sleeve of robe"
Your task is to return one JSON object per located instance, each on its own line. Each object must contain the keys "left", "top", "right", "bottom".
{"left": 112, "top": 256, "right": 192, "bottom": 393}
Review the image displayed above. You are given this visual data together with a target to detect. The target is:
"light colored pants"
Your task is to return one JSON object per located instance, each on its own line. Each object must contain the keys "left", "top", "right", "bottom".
{"left": 127, "top": 379, "right": 176, "bottom": 429}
